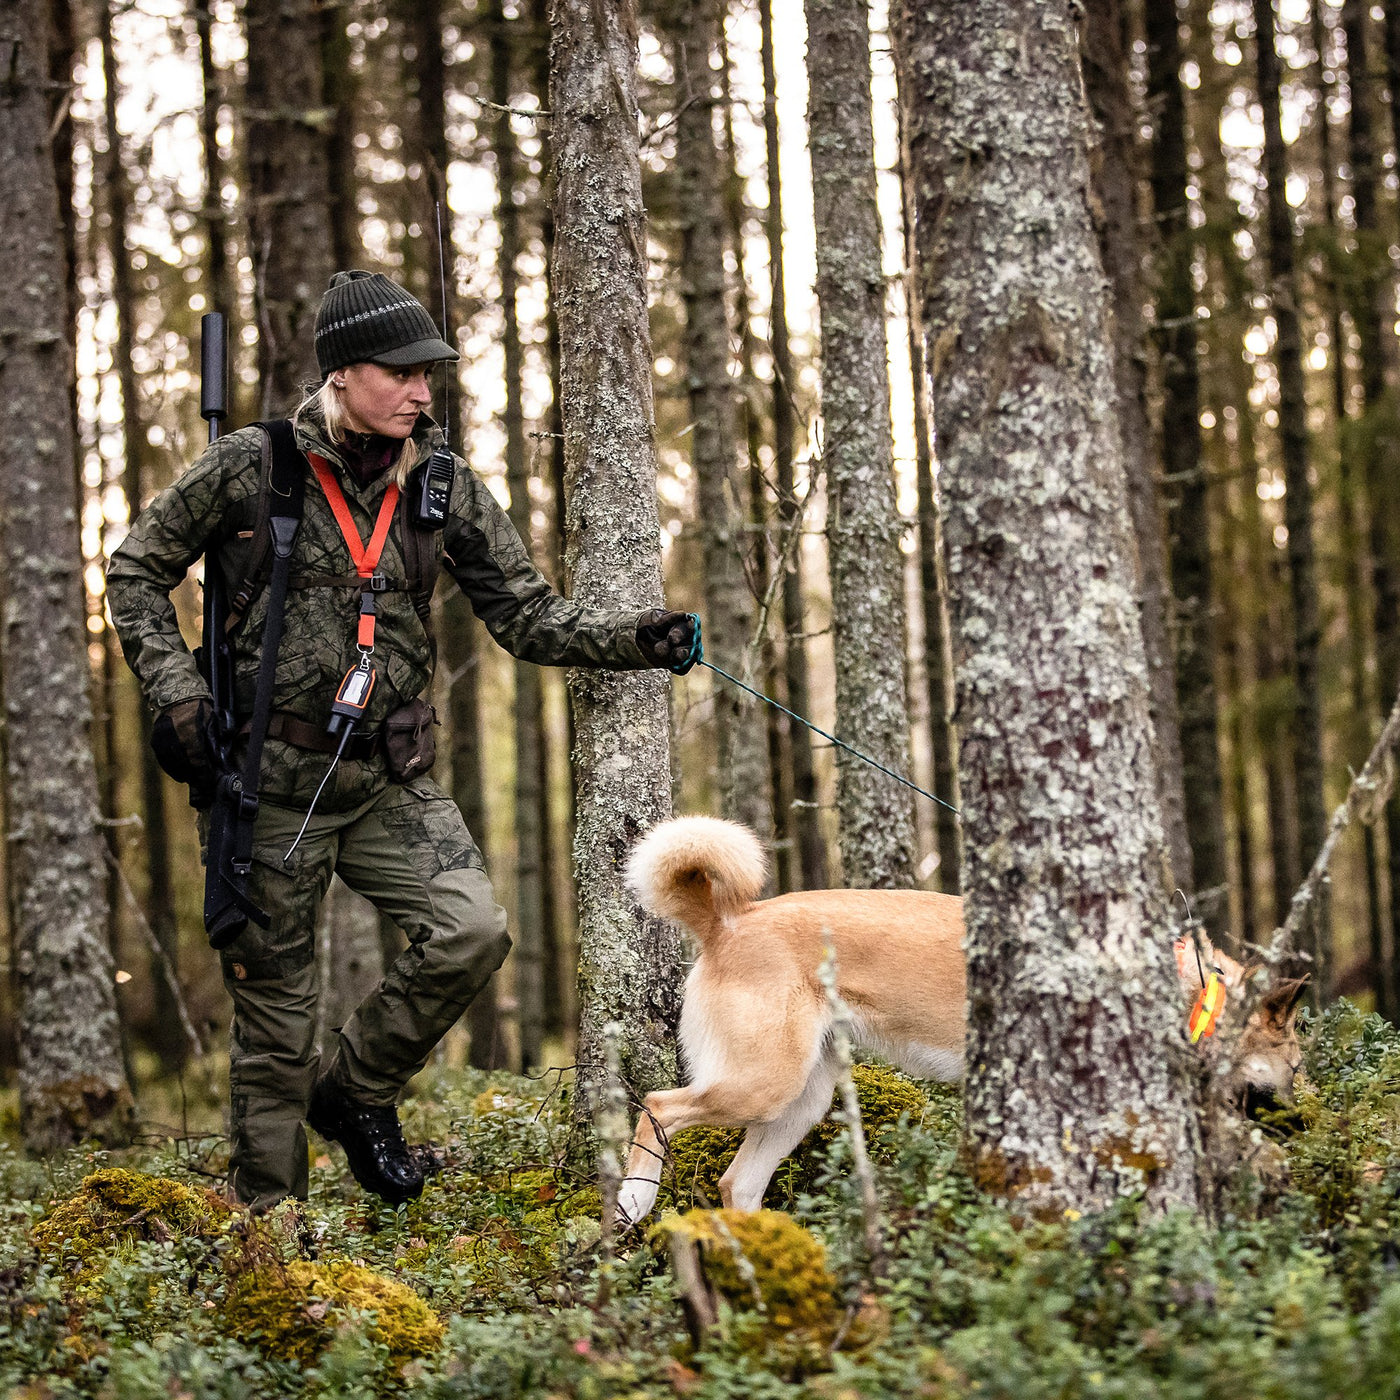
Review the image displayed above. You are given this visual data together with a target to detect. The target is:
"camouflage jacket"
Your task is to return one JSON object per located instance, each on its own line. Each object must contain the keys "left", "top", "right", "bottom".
{"left": 107, "top": 407, "right": 652, "bottom": 810}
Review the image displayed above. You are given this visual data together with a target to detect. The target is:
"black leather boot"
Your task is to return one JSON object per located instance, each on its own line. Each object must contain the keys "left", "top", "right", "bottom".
{"left": 307, "top": 1078, "right": 424, "bottom": 1205}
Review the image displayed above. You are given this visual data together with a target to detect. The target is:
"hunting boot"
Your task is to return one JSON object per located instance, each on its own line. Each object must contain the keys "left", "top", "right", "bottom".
{"left": 306, "top": 1077, "right": 424, "bottom": 1205}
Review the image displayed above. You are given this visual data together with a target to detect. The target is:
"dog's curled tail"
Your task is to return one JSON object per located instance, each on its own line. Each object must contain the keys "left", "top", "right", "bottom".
{"left": 625, "top": 816, "right": 767, "bottom": 941}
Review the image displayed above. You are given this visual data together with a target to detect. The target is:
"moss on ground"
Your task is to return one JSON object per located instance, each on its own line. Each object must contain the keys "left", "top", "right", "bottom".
{"left": 31, "top": 1168, "right": 231, "bottom": 1276}
{"left": 222, "top": 1257, "right": 444, "bottom": 1367}
{"left": 667, "top": 1062, "right": 928, "bottom": 1208}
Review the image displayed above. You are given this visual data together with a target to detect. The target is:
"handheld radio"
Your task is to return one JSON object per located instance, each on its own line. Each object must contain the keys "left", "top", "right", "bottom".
{"left": 409, "top": 201, "right": 456, "bottom": 529}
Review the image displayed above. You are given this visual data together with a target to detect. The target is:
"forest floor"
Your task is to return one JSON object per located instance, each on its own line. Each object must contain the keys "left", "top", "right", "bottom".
{"left": 1, "top": 1002, "right": 1399, "bottom": 1398}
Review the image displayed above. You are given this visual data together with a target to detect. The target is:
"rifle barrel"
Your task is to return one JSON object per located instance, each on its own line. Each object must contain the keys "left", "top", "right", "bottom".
{"left": 201, "top": 312, "right": 227, "bottom": 444}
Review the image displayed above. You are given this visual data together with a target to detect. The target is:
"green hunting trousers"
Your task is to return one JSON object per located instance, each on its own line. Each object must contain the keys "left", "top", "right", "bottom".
{"left": 207, "top": 776, "right": 510, "bottom": 1210}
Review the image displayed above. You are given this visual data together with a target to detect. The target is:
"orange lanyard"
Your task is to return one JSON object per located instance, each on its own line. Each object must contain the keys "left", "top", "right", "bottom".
{"left": 307, "top": 453, "right": 400, "bottom": 649}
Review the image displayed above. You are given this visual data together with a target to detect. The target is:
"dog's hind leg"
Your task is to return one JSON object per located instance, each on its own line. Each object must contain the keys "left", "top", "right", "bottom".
{"left": 719, "top": 1056, "right": 838, "bottom": 1211}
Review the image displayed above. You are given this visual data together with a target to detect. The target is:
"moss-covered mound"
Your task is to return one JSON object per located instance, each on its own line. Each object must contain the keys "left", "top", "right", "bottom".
{"left": 656, "top": 1209, "right": 841, "bottom": 1357}
{"left": 31, "top": 1168, "right": 231, "bottom": 1267}
{"left": 222, "top": 1257, "right": 443, "bottom": 1367}
{"left": 667, "top": 1063, "right": 927, "bottom": 1208}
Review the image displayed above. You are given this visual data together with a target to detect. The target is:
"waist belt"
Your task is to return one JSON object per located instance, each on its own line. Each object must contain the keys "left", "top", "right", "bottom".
{"left": 243, "top": 711, "right": 383, "bottom": 761}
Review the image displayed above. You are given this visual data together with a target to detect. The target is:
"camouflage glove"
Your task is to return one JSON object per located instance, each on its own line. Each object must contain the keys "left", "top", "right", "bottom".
{"left": 636, "top": 610, "right": 702, "bottom": 675}
{"left": 150, "top": 697, "right": 218, "bottom": 809}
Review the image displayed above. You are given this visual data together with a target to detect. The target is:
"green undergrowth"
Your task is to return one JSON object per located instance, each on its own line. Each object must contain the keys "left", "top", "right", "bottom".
{"left": 0, "top": 1016, "right": 1398, "bottom": 1397}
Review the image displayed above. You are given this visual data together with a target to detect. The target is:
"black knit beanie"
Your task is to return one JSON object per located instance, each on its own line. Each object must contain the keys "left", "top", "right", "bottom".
{"left": 313, "top": 270, "right": 459, "bottom": 378}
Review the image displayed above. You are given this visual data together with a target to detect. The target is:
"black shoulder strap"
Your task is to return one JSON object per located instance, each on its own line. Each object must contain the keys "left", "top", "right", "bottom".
{"left": 226, "top": 420, "right": 307, "bottom": 634}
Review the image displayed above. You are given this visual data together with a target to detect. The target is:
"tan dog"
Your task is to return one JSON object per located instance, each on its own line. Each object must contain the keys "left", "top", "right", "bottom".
{"left": 616, "top": 816, "right": 1307, "bottom": 1226}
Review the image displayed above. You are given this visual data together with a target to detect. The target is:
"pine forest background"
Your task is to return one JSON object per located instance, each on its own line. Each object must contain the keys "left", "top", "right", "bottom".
{"left": 2, "top": 0, "right": 1396, "bottom": 1093}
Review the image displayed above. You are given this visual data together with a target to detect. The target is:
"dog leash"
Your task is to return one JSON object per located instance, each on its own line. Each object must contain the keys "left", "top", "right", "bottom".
{"left": 698, "top": 659, "right": 961, "bottom": 818}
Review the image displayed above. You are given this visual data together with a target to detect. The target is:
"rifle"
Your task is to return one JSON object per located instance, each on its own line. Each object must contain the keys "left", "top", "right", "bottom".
{"left": 195, "top": 312, "right": 272, "bottom": 947}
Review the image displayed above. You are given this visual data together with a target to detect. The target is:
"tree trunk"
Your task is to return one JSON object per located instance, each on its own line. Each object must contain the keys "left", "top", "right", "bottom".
{"left": 244, "top": 0, "right": 336, "bottom": 411}
{"left": 316, "top": 877, "right": 385, "bottom": 1052}
{"left": 1145, "top": 0, "right": 1227, "bottom": 921}
{"left": 551, "top": 0, "right": 681, "bottom": 1116}
{"left": 489, "top": 0, "right": 546, "bottom": 1073}
{"left": 194, "top": 0, "right": 237, "bottom": 341}
{"left": 670, "top": 0, "right": 773, "bottom": 849}
{"left": 760, "top": 0, "right": 826, "bottom": 890}
{"left": 320, "top": 0, "right": 359, "bottom": 273}
{"left": 0, "top": 0, "right": 133, "bottom": 1148}
{"left": 719, "top": 22, "right": 791, "bottom": 893}
{"left": 901, "top": 0, "right": 1200, "bottom": 1214}
{"left": 1252, "top": 0, "right": 1329, "bottom": 993}
{"left": 1342, "top": 0, "right": 1400, "bottom": 1005}
{"left": 528, "top": 0, "right": 573, "bottom": 1039}
{"left": 1316, "top": 0, "right": 1386, "bottom": 1012}
{"left": 99, "top": 0, "right": 187, "bottom": 1075}
{"left": 404, "top": 0, "right": 500, "bottom": 1065}
{"left": 1079, "top": 0, "right": 1192, "bottom": 894}
{"left": 805, "top": 0, "right": 916, "bottom": 889}
{"left": 891, "top": 20, "right": 960, "bottom": 892}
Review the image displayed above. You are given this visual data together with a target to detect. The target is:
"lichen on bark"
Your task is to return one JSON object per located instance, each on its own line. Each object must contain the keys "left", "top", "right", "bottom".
{"left": 899, "top": 0, "right": 1201, "bottom": 1214}
{"left": 0, "top": 0, "right": 132, "bottom": 1151}
{"left": 549, "top": 0, "right": 681, "bottom": 1115}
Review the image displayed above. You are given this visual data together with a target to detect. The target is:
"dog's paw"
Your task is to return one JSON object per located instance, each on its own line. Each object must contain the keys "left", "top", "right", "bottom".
{"left": 615, "top": 1180, "right": 657, "bottom": 1229}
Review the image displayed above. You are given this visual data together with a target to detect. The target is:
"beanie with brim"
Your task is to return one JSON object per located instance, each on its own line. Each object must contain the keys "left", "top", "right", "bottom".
{"left": 314, "top": 269, "right": 459, "bottom": 377}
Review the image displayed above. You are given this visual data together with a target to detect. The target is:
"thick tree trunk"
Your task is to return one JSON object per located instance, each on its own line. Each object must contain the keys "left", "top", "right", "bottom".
{"left": 244, "top": 0, "right": 336, "bottom": 410}
{"left": 1253, "top": 0, "right": 1329, "bottom": 993}
{"left": 99, "top": 0, "right": 186, "bottom": 1072}
{"left": 805, "top": 0, "right": 916, "bottom": 889}
{"left": 1316, "top": 0, "right": 1386, "bottom": 1012}
{"left": 1342, "top": 0, "right": 1400, "bottom": 1005}
{"left": 0, "top": 0, "right": 132, "bottom": 1148}
{"left": 1146, "top": 0, "right": 1227, "bottom": 921}
{"left": 901, "top": 0, "right": 1200, "bottom": 1214}
{"left": 670, "top": 0, "right": 773, "bottom": 849}
{"left": 551, "top": 0, "right": 680, "bottom": 1114}
{"left": 760, "top": 0, "right": 826, "bottom": 891}
{"left": 490, "top": 0, "right": 547, "bottom": 1072}
{"left": 1079, "top": 0, "right": 1192, "bottom": 895}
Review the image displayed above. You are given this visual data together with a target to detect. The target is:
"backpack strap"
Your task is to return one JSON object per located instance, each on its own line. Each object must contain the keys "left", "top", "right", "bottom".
{"left": 226, "top": 420, "right": 308, "bottom": 635}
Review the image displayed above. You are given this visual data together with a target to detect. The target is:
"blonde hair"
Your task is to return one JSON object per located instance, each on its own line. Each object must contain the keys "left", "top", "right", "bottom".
{"left": 292, "top": 376, "right": 419, "bottom": 487}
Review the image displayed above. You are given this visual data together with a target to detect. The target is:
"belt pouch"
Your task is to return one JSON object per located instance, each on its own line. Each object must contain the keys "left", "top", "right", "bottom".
{"left": 384, "top": 698, "right": 437, "bottom": 782}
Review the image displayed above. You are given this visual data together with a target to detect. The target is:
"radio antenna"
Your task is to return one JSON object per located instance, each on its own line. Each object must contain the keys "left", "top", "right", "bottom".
{"left": 435, "top": 199, "right": 452, "bottom": 440}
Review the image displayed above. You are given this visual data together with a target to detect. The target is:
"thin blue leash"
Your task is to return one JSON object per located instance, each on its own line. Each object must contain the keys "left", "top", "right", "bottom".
{"left": 697, "top": 658, "right": 961, "bottom": 819}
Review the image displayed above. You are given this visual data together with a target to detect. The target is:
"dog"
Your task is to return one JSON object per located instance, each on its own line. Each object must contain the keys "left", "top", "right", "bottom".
{"left": 614, "top": 815, "right": 1308, "bottom": 1226}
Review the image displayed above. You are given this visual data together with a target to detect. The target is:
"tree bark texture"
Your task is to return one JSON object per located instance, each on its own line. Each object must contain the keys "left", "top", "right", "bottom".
{"left": 1314, "top": 0, "right": 1387, "bottom": 1012}
{"left": 805, "top": 0, "right": 917, "bottom": 889}
{"left": 194, "top": 0, "right": 237, "bottom": 350}
{"left": 315, "top": 878, "right": 385, "bottom": 1052}
{"left": 244, "top": 0, "right": 337, "bottom": 411}
{"left": 320, "top": 0, "right": 360, "bottom": 274}
{"left": 901, "top": 0, "right": 1201, "bottom": 1214}
{"left": 760, "top": 0, "right": 826, "bottom": 891}
{"left": 1252, "top": 0, "right": 1329, "bottom": 991}
{"left": 1145, "top": 0, "right": 1227, "bottom": 919}
{"left": 1079, "top": 0, "right": 1192, "bottom": 895}
{"left": 671, "top": 0, "right": 774, "bottom": 848}
{"left": 0, "top": 0, "right": 132, "bottom": 1149}
{"left": 550, "top": 0, "right": 681, "bottom": 1111}
{"left": 1342, "top": 0, "right": 1400, "bottom": 1004}
{"left": 491, "top": 0, "right": 547, "bottom": 1073}
{"left": 891, "top": 19, "right": 961, "bottom": 893}
{"left": 99, "top": 0, "right": 185, "bottom": 1072}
